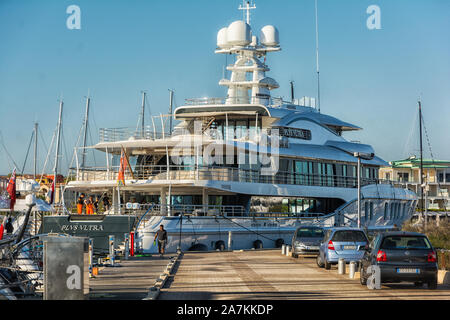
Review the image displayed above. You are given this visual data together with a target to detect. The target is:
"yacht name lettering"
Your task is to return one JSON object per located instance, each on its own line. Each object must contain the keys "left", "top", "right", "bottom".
{"left": 61, "top": 224, "right": 104, "bottom": 232}
{"left": 274, "top": 127, "right": 312, "bottom": 140}
{"left": 251, "top": 222, "right": 278, "bottom": 227}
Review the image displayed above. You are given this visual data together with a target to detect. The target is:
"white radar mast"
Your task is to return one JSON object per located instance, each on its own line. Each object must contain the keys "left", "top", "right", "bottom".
{"left": 216, "top": 1, "right": 281, "bottom": 106}
{"left": 239, "top": 0, "right": 256, "bottom": 25}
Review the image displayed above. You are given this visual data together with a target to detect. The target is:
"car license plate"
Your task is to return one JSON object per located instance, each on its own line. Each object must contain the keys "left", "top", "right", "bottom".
{"left": 396, "top": 268, "right": 420, "bottom": 274}
{"left": 343, "top": 245, "right": 356, "bottom": 250}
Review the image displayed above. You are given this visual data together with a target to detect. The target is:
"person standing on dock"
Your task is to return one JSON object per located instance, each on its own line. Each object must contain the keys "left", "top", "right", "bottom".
{"left": 154, "top": 224, "right": 167, "bottom": 258}
{"left": 77, "top": 193, "right": 85, "bottom": 214}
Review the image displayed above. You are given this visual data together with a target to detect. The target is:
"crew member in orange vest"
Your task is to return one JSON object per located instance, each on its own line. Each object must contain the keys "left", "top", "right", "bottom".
{"left": 86, "top": 196, "right": 94, "bottom": 214}
{"left": 77, "top": 194, "right": 85, "bottom": 214}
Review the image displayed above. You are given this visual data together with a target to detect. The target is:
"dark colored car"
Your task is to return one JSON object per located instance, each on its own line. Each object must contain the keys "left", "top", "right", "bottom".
{"left": 359, "top": 231, "right": 438, "bottom": 289}
{"left": 291, "top": 226, "right": 324, "bottom": 258}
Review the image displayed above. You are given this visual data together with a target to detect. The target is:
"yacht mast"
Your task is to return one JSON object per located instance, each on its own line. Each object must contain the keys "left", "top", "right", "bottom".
{"left": 239, "top": 1, "right": 256, "bottom": 25}
{"left": 168, "top": 89, "right": 174, "bottom": 134}
{"left": 141, "top": 91, "right": 146, "bottom": 138}
{"left": 81, "top": 96, "right": 90, "bottom": 168}
{"left": 53, "top": 99, "right": 63, "bottom": 204}
{"left": 33, "top": 122, "right": 38, "bottom": 179}
{"left": 418, "top": 99, "right": 425, "bottom": 228}
{"left": 315, "top": 0, "right": 321, "bottom": 113}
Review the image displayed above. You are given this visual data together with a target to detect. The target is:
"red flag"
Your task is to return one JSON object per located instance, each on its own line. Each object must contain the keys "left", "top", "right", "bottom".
{"left": 6, "top": 168, "right": 16, "bottom": 211}
{"left": 118, "top": 149, "right": 126, "bottom": 186}
{"left": 117, "top": 147, "right": 134, "bottom": 186}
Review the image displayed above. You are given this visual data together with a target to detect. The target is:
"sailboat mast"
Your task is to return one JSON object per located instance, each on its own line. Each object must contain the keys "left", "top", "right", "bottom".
{"left": 34, "top": 122, "right": 38, "bottom": 179}
{"left": 168, "top": 89, "right": 174, "bottom": 134}
{"left": 418, "top": 100, "right": 424, "bottom": 224}
{"left": 315, "top": 0, "right": 321, "bottom": 113}
{"left": 53, "top": 100, "right": 63, "bottom": 204}
{"left": 141, "top": 91, "right": 146, "bottom": 138}
{"left": 81, "top": 96, "right": 90, "bottom": 168}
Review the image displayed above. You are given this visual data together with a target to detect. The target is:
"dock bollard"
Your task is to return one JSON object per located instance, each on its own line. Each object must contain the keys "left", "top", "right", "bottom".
{"left": 349, "top": 261, "right": 357, "bottom": 278}
{"left": 286, "top": 245, "right": 291, "bottom": 257}
{"left": 109, "top": 235, "right": 115, "bottom": 266}
{"left": 281, "top": 244, "right": 286, "bottom": 255}
{"left": 338, "top": 258, "right": 346, "bottom": 275}
{"left": 124, "top": 233, "right": 129, "bottom": 260}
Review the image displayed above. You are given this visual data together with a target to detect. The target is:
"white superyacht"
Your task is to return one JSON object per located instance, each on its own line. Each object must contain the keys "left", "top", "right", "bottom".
{"left": 47, "top": 2, "right": 416, "bottom": 253}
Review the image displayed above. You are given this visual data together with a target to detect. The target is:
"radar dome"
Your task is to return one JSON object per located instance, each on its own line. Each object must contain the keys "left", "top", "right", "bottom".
{"left": 260, "top": 25, "right": 279, "bottom": 47}
{"left": 217, "top": 27, "right": 230, "bottom": 48}
{"left": 227, "top": 20, "right": 251, "bottom": 46}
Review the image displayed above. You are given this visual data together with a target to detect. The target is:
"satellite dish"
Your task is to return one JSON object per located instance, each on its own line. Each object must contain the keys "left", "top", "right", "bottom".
{"left": 227, "top": 20, "right": 251, "bottom": 46}
{"left": 260, "top": 25, "right": 279, "bottom": 47}
{"left": 217, "top": 27, "right": 230, "bottom": 48}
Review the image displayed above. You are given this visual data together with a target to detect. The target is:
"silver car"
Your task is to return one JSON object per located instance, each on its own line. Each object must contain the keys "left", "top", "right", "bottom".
{"left": 291, "top": 226, "right": 324, "bottom": 258}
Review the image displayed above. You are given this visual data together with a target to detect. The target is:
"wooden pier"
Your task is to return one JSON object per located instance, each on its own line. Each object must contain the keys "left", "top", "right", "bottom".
{"left": 87, "top": 250, "right": 450, "bottom": 300}
{"left": 89, "top": 255, "right": 172, "bottom": 300}
{"left": 158, "top": 250, "right": 450, "bottom": 300}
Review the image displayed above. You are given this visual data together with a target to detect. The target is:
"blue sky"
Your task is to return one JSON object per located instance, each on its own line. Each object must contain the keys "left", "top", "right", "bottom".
{"left": 0, "top": 0, "right": 449, "bottom": 175}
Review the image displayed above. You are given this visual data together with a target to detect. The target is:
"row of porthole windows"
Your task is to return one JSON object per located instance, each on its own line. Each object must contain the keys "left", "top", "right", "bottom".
{"left": 363, "top": 200, "right": 415, "bottom": 221}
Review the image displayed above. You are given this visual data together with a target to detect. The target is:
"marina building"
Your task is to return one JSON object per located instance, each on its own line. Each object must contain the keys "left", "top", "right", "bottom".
{"left": 379, "top": 157, "right": 450, "bottom": 211}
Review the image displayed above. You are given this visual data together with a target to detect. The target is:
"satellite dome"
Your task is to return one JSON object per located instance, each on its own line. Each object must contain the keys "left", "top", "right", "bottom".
{"left": 260, "top": 25, "right": 279, "bottom": 47}
{"left": 227, "top": 20, "right": 251, "bottom": 46}
{"left": 217, "top": 27, "right": 230, "bottom": 48}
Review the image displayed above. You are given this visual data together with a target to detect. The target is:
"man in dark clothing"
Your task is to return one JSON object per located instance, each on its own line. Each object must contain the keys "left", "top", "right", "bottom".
{"left": 102, "top": 194, "right": 110, "bottom": 211}
{"left": 153, "top": 224, "right": 168, "bottom": 257}
{"left": 5, "top": 217, "right": 13, "bottom": 234}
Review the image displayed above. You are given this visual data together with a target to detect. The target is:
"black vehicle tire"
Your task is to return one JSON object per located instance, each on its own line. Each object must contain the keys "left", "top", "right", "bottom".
{"left": 215, "top": 241, "right": 226, "bottom": 251}
{"left": 428, "top": 277, "right": 438, "bottom": 290}
{"left": 275, "top": 238, "right": 284, "bottom": 248}
{"left": 360, "top": 266, "right": 367, "bottom": 285}
{"left": 253, "top": 240, "right": 263, "bottom": 250}
{"left": 414, "top": 281, "right": 424, "bottom": 287}
{"left": 324, "top": 259, "right": 331, "bottom": 270}
{"left": 316, "top": 255, "right": 324, "bottom": 268}
{"left": 292, "top": 253, "right": 298, "bottom": 258}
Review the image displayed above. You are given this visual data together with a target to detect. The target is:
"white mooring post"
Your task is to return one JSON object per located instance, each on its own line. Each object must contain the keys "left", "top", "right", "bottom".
{"left": 109, "top": 235, "right": 115, "bottom": 266}
{"left": 228, "top": 231, "right": 232, "bottom": 251}
{"left": 338, "top": 258, "right": 346, "bottom": 274}
{"left": 349, "top": 261, "right": 357, "bottom": 278}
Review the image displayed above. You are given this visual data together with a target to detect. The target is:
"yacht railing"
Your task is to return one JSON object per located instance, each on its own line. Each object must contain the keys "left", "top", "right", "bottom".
{"left": 71, "top": 165, "right": 390, "bottom": 189}
{"left": 184, "top": 96, "right": 298, "bottom": 106}
{"left": 99, "top": 127, "right": 171, "bottom": 142}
